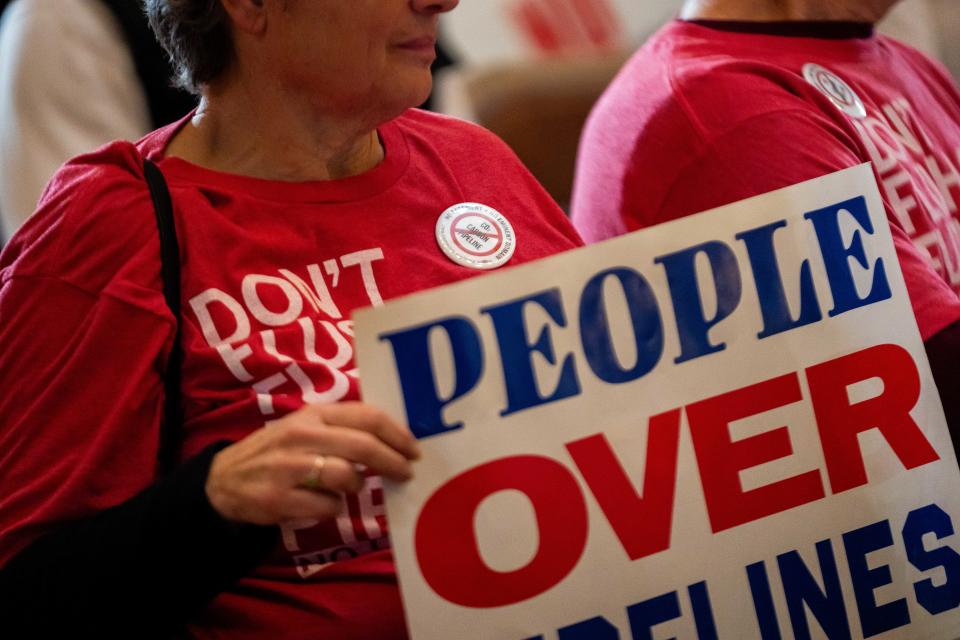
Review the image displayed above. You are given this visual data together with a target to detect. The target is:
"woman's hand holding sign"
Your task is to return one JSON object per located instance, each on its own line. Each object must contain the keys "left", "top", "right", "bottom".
{"left": 205, "top": 402, "right": 420, "bottom": 526}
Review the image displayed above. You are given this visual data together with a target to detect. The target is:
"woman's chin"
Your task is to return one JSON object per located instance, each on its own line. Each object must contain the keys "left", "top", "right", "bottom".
{"left": 383, "top": 77, "right": 435, "bottom": 113}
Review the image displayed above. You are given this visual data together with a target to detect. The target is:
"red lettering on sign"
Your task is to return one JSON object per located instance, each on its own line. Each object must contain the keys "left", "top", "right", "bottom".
{"left": 414, "top": 455, "right": 588, "bottom": 608}
{"left": 807, "top": 344, "right": 939, "bottom": 493}
{"left": 566, "top": 409, "right": 682, "bottom": 560}
{"left": 687, "top": 373, "right": 826, "bottom": 533}
{"left": 413, "top": 344, "right": 939, "bottom": 608}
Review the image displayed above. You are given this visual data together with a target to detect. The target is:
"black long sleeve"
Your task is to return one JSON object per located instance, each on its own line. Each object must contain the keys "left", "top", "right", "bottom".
{"left": 0, "top": 442, "right": 277, "bottom": 638}
{"left": 925, "top": 320, "right": 960, "bottom": 463}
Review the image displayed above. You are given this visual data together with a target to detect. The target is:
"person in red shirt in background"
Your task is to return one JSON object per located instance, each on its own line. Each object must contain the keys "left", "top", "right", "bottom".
{"left": 0, "top": 0, "right": 581, "bottom": 637}
{"left": 571, "top": 0, "right": 960, "bottom": 447}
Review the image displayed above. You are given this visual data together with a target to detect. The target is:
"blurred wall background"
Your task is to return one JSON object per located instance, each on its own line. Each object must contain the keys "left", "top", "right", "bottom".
{"left": 0, "top": 0, "right": 957, "bottom": 233}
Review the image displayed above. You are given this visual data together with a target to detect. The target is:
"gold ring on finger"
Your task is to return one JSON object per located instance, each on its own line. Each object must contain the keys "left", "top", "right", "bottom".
{"left": 301, "top": 454, "right": 327, "bottom": 490}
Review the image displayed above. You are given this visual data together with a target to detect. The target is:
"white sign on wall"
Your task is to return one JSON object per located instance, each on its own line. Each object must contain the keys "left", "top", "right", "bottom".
{"left": 355, "top": 165, "right": 960, "bottom": 639}
{"left": 443, "top": 0, "right": 682, "bottom": 65}
{"left": 442, "top": 0, "right": 949, "bottom": 73}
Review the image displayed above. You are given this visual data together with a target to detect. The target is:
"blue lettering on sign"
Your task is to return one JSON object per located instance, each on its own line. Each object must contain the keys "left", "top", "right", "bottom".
{"left": 746, "top": 561, "right": 782, "bottom": 640}
{"left": 531, "top": 582, "right": 719, "bottom": 640}
{"left": 531, "top": 505, "right": 960, "bottom": 640}
{"left": 736, "top": 220, "right": 822, "bottom": 339}
{"left": 804, "top": 196, "right": 892, "bottom": 317}
{"left": 627, "top": 591, "right": 681, "bottom": 640}
{"left": 524, "top": 616, "right": 620, "bottom": 640}
{"left": 778, "top": 539, "right": 852, "bottom": 640}
{"left": 688, "top": 581, "right": 719, "bottom": 640}
{"left": 579, "top": 268, "right": 664, "bottom": 384}
{"left": 842, "top": 520, "right": 910, "bottom": 637}
{"left": 379, "top": 317, "right": 483, "bottom": 439}
{"left": 903, "top": 504, "right": 960, "bottom": 615}
{"left": 558, "top": 617, "right": 620, "bottom": 640}
{"left": 654, "top": 241, "right": 742, "bottom": 364}
{"left": 482, "top": 289, "right": 581, "bottom": 417}
{"left": 381, "top": 196, "right": 900, "bottom": 441}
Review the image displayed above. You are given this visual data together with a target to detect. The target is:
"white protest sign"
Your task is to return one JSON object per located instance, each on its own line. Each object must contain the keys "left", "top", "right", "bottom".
{"left": 354, "top": 165, "right": 960, "bottom": 639}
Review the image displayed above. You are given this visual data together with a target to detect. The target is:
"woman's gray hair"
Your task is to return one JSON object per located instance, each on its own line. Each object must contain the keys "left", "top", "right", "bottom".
{"left": 143, "top": 0, "right": 233, "bottom": 95}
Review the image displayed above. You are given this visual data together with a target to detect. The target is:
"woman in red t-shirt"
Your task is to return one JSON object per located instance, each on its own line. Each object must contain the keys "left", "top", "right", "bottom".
{"left": 0, "top": 0, "right": 582, "bottom": 637}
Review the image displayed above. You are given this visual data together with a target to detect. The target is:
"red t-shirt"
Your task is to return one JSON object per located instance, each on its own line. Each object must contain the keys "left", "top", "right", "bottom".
{"left": 0, "top": 109, "right": 582, "bottom": 638}
{"left": 571, "top": 19, "right": 960, "bottom": 340}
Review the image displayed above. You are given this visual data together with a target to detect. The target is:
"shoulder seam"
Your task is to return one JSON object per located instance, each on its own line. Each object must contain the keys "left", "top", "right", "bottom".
{"left": 665, "top": 52, "right": 711, "bottom": 145}
{"left": 36, "top": 159, "right": 149, "bottom": 260}
{"left": 1, "top": 273, "right": 172, "bottom": 322}
{"left": 652, "top": 106, "right": 859, "bottom": 221}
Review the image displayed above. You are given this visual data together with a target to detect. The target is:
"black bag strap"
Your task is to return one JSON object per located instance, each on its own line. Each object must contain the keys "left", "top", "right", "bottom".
{"left": 143, "top": 158, "right": 183, "bottom": 475}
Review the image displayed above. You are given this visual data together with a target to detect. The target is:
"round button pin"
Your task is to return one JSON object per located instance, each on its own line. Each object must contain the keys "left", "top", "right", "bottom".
{"left": 436, "top": 202, "right": 517, "bottom": 270}
{"left": 803, "top": 63, "right": 867, "bottom": 119}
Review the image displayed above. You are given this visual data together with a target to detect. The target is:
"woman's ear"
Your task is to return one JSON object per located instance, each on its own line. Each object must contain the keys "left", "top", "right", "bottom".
{"left": 219, "top": 0, "right": 268, "bottom": 35}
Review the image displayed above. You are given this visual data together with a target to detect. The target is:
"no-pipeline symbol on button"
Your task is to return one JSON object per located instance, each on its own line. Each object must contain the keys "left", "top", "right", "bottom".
{"left": 450, "top": 213, "right": 505, "bottom": 257}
